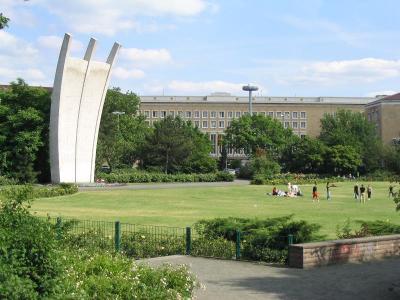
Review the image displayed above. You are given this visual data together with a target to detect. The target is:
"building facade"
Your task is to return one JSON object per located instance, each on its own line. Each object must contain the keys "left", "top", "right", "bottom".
{"left": 365, "top": 93, "right": 400, "bottom": 145}
{"left": 139, "top": 93, "right": 377, "bottom": 157}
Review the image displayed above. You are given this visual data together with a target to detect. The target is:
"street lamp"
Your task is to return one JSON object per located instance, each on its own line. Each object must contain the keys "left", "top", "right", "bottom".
{"left": 242, "top": 84, "right": 258, "bottom": 115}
{"left": 112, "top": 111, "right": 125, "bottom": 131}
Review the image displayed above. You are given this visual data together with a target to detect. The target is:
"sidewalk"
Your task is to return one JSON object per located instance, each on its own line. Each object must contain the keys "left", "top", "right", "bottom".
{"left": 144, "top": 255, "right": 400, "bottom": 300}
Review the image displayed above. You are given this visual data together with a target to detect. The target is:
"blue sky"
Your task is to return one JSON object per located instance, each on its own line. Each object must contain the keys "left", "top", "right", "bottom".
{"left": 1, "top": 0, "right": 400, "bottom": 96}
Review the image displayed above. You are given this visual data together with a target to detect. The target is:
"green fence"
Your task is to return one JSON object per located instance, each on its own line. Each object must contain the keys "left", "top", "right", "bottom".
{"left": 42, "top": 217, "right": 294, "bottom": 263}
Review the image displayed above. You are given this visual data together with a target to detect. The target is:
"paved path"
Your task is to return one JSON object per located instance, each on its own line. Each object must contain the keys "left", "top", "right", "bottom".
{"left": 79, "top": 180, "right": 250, "bottom": 191}
{"left": 143, "top": 255, "right": 400, "bottom": 300}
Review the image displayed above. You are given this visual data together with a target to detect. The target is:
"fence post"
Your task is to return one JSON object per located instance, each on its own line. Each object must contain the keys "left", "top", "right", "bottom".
{"left": 115, "top": 221, "right": 121, "bottom": 252}
{"left": 56, "top": 217, "right": 62, "bottom": 240}
{"left": 186, "top": 227, "right": 191, "bottom": 255}
{"left": 288, "top": 234, "right": 294, "bottom": 246}
{"left": 236, "top": 230, "right": 241, "bottom": 260}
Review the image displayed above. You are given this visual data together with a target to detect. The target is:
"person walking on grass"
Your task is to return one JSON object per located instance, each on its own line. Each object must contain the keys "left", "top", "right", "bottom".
{"left": 367, "top": 184, "right": 372, "bottom": 201}
{"left": 360, "top": 184, "right": 366, "bottom": 203}
{"left": 312, "top": 182, "right": 319, "bottom": 203}
{"left": 389, "top": 183, "right": 395, "bottom": 198}
{"left": 326, "top": 181, "right": 332, "bottom": 200}
{"left": 354, "top": 183, "right": 359, "bottom": 201}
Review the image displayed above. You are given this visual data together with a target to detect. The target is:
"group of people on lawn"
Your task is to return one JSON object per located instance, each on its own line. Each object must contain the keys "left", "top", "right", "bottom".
{"left": 268, "top": 181, "right": 391, "bottom": 203}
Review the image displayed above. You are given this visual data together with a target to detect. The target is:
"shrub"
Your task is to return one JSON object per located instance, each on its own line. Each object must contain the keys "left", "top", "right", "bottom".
{"left": 0, "top": 176, "right": 17, "bottom": 186}
{"left": 251, "top": 173, "right": 346, "bottom": 185}
{"left": 191, "top": 237, "right": 236, "bottom": 259}
{"left": 0, "top": 183, "right": 78, "bottom": 200}
{"left": 336, "top": 219, "right": 400, "bottom": 239}
{"left": 194, "top": 215, "right": 322, "bottom": 263}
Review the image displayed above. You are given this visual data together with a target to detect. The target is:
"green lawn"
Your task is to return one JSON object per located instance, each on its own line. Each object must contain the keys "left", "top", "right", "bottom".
{"left": 31, "top": 181, "right": 399, "bottom": 238}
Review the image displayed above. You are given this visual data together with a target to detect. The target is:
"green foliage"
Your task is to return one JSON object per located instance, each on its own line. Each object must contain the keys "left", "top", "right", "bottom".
{"left": 336, "top": 219, "right": 400, "bottom": 239}
{"left": 250, "top": 173, "right": 344, "bottom": 185}
{"left": 0, "top": 13, "right": 9, "bottom": 29}
{"left": 319, "top": 109, "right": 382, "bottom": 173}
{"left": 0, "top": 185, "right": 62, "bottom": 299}
{"left": 281, "top": 136, "right": 327, "bottom": 173}
{"left": 224, "top": 114, "right": 294, "bottom": 157}
{"left": 0, "top": 79, "right": 51, "bottom": 183}
{"left": 239, "top": 156, "right": 281, "bottom": 180}
{"left": 191, "top": 237, "right": 236, "bottom": 259}
{"left": 0, "top": 175, "right": 17, "bottom": 186}
{"left": 96, "top": 88, "right": 148, "bottom": 171}
{"left": 0, "top": 183, "right": 78, "bottom": 199}
{"left": 141, "top": 116, "right": 216, "bottom": 174}
{"left": 324, "top": 145, "right": 362, "bottom": 175}
{"left": 194, "top": 216, "right": 322, "bottom": 263}
{"left": 394, "top": 193, "right": 400, "bottom": 211}
{"left": 98, "top": 170, "right": 233, "bottom": 183}
{"left": 59, "top": 250, "right": 198, "bottom": 299}
{"left": 383, "top": 144, "right": 400, "bottom": 174}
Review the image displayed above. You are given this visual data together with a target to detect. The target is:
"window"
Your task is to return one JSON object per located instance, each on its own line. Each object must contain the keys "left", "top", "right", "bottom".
{"left": 169, "top": 111, "right": 175, "bottom": 117}
{"left": 268, "top": 112, "right": 274, "bottom": 117}
{"left": 243, "top": 112, "right": 249, "bottom": 116}
{"left": 259, "top": 112, "right": 266, "bottom": 116}
{"left": 292, "top": 121, "right": 298, "bottom": 129}
{"left": 292, "top": 111, "right": 298, "bottom": 119}
{"left": 178, "top": 111, "right": 184, "bottom": 117}
{"left": 160, "top": 111, "right": 167, "bottom": 118}
{"left": 211, "top": 120, "right": 217, "bottom": 128}
{"left": 211, "top": 111, "right": 217, "bottom": 118}
{"left": 202, "top": 121, "right": 208, "bottom": 128}
{"left": 144, "top": 111, "right": 150, "bottom": 118}
{"left": 194, "top": 121, "right": 200, "bottom": 128}
{"left": 185, "top": 111, "right": 192, "bottom": 118}
{"left": 194, "top": 111, "right": 200, "bottom": 118}
{"left": 219, "top": 120, "right": 225, "bottom": 128}
{"left": 284, "top": 121, "right": 289, "bottom": 129}
{"left": 235, "top": 111, "right": 241, "bottom": 118}
{"left": 300, "top": 121, "right": 306, "bottom": 129}
{"left": 219, "top": 111, "right": 225, "bottom": 118}
{"left": 152, "top": 111, "right": 158, "bottom": 118}
{"left": 227, "top": 111, "right": 233, "bottom": 118}
{"left": 202, "top": 111, "right": 208, "bottom": 118}
{"left": 276, "top": 111, "right": 282, "bottom": 118}
{"left": 210, "top": 133, "right": 217, "bottom": 154}
{"left": 300, "top": 111, "right": 306, "bottom": 119}
{"left": 285, "top": 111, "right": 290, "bottom": 119}
{"left": 227, "top": 121, "right": 232, "bottom": 127}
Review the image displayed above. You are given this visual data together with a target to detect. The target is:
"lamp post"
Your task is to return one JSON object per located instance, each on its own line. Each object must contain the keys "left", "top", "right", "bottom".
{"left": 112, "top": 111, "right": 125, "bottom": 131}
{"left": 242, "top": 84, "right": 258, "bottom": 115}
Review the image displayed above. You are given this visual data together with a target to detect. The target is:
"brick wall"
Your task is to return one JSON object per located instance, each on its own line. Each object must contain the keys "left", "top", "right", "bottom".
{"left": 289, "top": 235, "right": 400, "bottom": 268}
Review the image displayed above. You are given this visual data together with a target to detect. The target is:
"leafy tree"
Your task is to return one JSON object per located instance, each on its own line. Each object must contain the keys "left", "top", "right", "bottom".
{"left": 324, "top": 145, "right": 362, "bottom": 175}
{"left": 0, "top": 13, "right": 9, "bottom": 29}
{"left": 281, "top": 136, "right": 327, "bottom": 173}
{"left": 96, "top": 88, "right": 148, "bottom": 171}
{"left": 382, "top": 144, "right": 400, "bottom": 174}
{"left": 0, "top": 79, "right": 51, "bottom": 182}
{"left": 224, "top": 115, "right": 294, "bottom": 158}
{"left": 319, "top": 109, "right": 382, "bottom": 173}
{"left": 140, "top": 116, "right": 216, "bottom": 174}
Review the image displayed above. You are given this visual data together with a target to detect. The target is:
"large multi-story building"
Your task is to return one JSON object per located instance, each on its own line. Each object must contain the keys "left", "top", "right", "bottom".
{"left": 139, "top": 93, "right": 382, "bottom": 157}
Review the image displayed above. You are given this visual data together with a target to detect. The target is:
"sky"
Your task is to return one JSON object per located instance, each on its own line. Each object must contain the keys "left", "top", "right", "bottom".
{"left": 1, "top": 0, "right": 400, "bottom": 97}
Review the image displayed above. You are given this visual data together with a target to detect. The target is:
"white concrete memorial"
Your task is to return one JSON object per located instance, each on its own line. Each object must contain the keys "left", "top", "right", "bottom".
{"left": 50, "top": 33, "right": 121, "bottom": 183}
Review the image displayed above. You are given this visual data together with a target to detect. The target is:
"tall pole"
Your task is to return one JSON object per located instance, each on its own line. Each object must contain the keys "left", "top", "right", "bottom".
{"left": 249, "top": 90, "right": 253, "bottom": 115}
{"left": 242, "top": 84, "right": 258, "bottom": 116}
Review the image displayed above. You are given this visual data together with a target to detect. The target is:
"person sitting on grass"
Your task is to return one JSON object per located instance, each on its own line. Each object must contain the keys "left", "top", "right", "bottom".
{"left": 272, "top": 186, "right": 278, "bottom": 196}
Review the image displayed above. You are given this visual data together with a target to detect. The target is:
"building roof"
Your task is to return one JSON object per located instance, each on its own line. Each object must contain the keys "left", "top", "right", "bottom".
{"left": 365, "top": 92, "right": 400, "bottom": 107}
{"left": 381, "top": 92, "right": 400, "bottom": 101}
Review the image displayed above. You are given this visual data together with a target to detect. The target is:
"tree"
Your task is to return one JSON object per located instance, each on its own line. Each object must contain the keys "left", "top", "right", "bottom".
{"left": 0, "top": 13, "right": 10, "bottom": 29}
{"left": 324, "top": 145, "right": 362, "bottom": 175}
{"left": 140, "top": 116, "right": 216, "bottom": 174}
{"left": 281, "top": 136, "right": 327, "bottom": 173}
{"left": 96, "top": 88, "right": 148, "bottom": 171}
{"left": 0, "top": 79, "right": 51, "bottom": 182}
{"left": 224, "top": 115, "right": 294, "bottom": 158}
{"left": 319, "top": 109, "right": 382, "bottom": 173}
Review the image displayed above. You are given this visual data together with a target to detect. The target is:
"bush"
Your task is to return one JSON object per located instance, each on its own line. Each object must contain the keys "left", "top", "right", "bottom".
{"left": 0, "top": 186, "right": 63, "bottom": 299}
{"left": 0, "top": 183, "right": 78, "bottom": 200}
{"left": 336, "top": 219, "right": 400, "bottom": 239}
{"left": 194, "top": 215, "right": 322, "bottom": 263}
{"left": 251, "top": 173, "right": 346, "bottom": 185}
{"left": 0, "top": 176, "right": 17, "bottom": 186}
{"left": 238, "top": 156, "right": 280, "bottom": 180}
{"left": 59, "top": 250, "right": 199, "bottom": 299}
{"left": 98, "top": 170, "right": 234, "bottom": 183}
{"left": 191, "top": 237, "right": 236, "bottom": 259}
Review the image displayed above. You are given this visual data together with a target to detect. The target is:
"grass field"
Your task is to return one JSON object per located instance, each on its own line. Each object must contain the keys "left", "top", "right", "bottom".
{"left": 30, "top": 181, "right": 399, "bottom": 238}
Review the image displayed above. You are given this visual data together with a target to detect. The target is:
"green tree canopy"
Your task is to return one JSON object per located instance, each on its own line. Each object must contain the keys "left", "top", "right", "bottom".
{"left": 0, "top": 79, "right": 51, "bottom": 182}
{"left": 0, "top": 13, "right": 9, "bottom": 29}
{"left": 96, "top": 88, "right": 148, "bottom": 171}
{"left": 224, "top": 115, "right": 294, "bottom": 158}
{"left": 140, "top": 116, "right": 216, "bottom": 174}
{"left": 281, "top": 136, "right": 327, "bottom": 173}
{"left": 319, "top": 109, "right": 382, "bottom": 172}
{"left": 324, "top": 145, "right": 362, "bottom": 175}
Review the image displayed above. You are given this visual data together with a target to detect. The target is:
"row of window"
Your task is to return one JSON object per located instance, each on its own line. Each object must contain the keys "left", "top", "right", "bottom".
{"left": 142, "top": 110, "right": 307, "bottom": 119}
{"left": 145, "top": 119, "right": 307, "bottom": 130}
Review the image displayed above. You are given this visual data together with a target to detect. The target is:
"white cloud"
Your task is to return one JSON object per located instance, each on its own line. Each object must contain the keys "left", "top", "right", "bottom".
{"left": 113, "top": 67, "right": 145, "bottom": 80}
{"left": 166, "top": 80, "right": 264, "bottom": 95}
{"left": 39, "top": 0, "right": 213, "bottom": 36}
{"left": 37, "top": 35, "right": 84, "bottom": 53}
{"left": 120, "top": 48, "right": 172, "bottom": 67}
